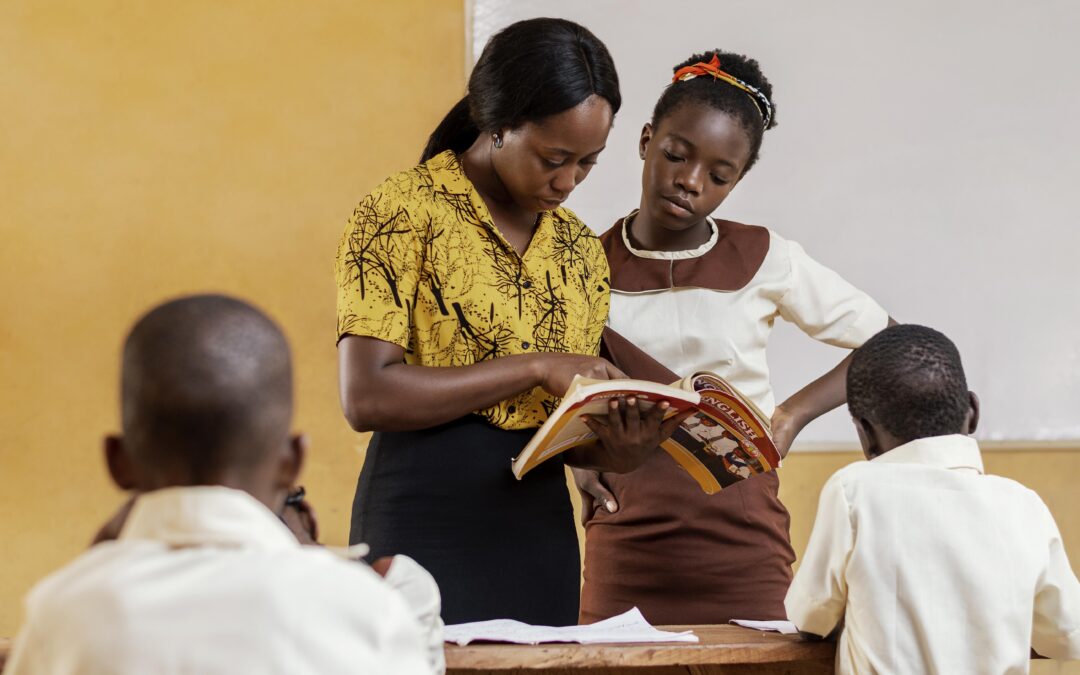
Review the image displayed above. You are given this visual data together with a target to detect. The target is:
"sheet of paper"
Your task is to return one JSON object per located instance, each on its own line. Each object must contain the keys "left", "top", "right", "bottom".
{"left": 444, "top": 607, "right": 698, "bottom": 646}
{"left": 729, "top": 619, "right": 799, "bottom": 635}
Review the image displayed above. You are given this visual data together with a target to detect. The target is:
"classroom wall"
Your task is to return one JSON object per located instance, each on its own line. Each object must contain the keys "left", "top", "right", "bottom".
{"left": 471, "top": 0, "right": 1080, "bottom": 444}
{"left": 0, "top": 0, "right": 464, "bottom": 636}
{"left": 1, "top": 7, "right": 1078, "bottom": 674}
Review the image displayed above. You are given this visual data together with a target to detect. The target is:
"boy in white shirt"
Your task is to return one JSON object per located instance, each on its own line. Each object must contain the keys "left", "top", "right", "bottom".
{"left": 785, "top": 324, "right": 1080, "bottom": 674}
{"left": 5, "top": 294, "right": 441, "bottom": 675}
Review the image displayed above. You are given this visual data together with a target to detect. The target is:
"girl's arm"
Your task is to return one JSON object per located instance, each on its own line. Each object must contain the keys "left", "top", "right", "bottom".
{"left": 772, "top": 317, "right": 897, "bottom": 456}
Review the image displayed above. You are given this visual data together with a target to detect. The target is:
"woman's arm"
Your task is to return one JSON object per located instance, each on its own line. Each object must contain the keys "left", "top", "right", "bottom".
{"left": 338, "top": 335, "right": 624, "bottom": 432}
{"left": 772, "top": 317, "right": 897, "bottom": 456}
{"left": 340, "top": 335, "right": 685, "bottom": 474}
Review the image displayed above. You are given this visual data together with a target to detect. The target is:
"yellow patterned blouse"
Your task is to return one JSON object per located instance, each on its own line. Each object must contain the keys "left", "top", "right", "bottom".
{"left": 335, "top": 150, "right": 610, "bottom": 430}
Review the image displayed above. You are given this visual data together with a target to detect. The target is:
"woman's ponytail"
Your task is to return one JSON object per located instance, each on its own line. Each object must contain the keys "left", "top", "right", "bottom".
{"left": 420, "top": 96, "right": 477, "bottom": 163}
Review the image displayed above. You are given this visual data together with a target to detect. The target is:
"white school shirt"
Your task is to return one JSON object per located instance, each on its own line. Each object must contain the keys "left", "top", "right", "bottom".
{"left": 785, "top": 435, "right": 1080, "bottom": 674}
{"left": 5, "top": 486, "right": 435, "bottom": 675}
{"left": 607, "top": 217, "right": 888, "bottom": 415}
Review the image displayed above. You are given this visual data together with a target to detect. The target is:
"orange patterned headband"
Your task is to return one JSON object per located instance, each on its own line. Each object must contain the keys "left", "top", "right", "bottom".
{"left": 672, "top": 54, "right": 773, "bottom": 128}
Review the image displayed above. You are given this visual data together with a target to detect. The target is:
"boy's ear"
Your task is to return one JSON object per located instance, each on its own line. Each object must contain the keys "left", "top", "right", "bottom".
{"left": 852, "top": 417, "right": 881, "bottom": 459}
{"left": 104, "top": 435, "right": 138, "bottom": 490}
{"left": 639, "top": 123, "right": 653, "bottom": 160}
{"left": 965, "top": 391, "right": 980, "bottom": 435}
{"left": 276, "top": 434, "right": 307, "bottom": 490}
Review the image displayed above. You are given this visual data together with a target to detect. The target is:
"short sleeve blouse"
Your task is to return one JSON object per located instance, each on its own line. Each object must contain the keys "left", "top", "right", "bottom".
{"left": 603, "top": 211, "right": 887, "bottom": 416}
{"left": 335, "top": 151, "right": 610, "bottom": 430}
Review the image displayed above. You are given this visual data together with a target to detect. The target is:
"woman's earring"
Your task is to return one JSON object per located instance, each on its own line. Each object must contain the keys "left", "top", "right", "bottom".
{"left": 492, "top": 133, "right": 503, "bottom": 149}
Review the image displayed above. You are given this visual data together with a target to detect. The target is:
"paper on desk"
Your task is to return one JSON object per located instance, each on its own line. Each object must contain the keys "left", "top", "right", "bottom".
{"left": 729, "top": 619, "right": 798, "bottom": 634}
{"left": 444, "top": 607, "right": 698, "bottom": 646}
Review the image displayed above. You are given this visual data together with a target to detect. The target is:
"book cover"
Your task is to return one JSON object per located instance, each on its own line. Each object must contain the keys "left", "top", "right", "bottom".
{"left": 512, "top": 373, "right": 780, "bottom": 494}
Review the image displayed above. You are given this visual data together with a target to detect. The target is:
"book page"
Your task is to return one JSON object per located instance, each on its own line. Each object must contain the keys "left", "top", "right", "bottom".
{"left": 444, "top": 607, "right": 698, "bottom": 646}
{"left": 513, "top": 378, "right": 698, "bottom": 477}
{"left": 729, "top": 619, "right": 798, "bottom": 635}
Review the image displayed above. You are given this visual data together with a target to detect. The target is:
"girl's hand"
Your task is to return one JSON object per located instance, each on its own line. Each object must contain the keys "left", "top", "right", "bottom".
{"left": 571, "top": 467, "right": 618, "bottom": 526}
{"left": 770, "top": 404, "right": 805, "bottom": 458}
{"left": 533, "top": 353, "right": 626, "bottom": 397}
{"left": 580, "top": 397, "right": 696, "bottom": 473}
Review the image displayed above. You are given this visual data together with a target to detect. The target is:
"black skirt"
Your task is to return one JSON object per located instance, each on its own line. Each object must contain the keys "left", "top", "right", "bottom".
{"left": 351, "top": 415, "right": 580, "bottom": 625}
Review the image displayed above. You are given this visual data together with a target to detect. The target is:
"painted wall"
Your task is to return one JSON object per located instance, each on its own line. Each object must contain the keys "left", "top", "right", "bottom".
{"left": 2, "top": 6, "right": 1077, "bottom": 675}
{"left": 0, "top": 0, "right": 464, "bottom": 636}
{"left": 470, "top": 0, "right": 1080, "bottom": 443}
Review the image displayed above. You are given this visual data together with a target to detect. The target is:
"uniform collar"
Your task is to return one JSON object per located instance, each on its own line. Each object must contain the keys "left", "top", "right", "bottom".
{"left": 120, "top": 486, "right": 299, "bottom": 550}
{"left": 621, "top": 209, "right": 719, "bottom": 260}
{"left": 870, "top": 434, "right": 984, "bottom": 473}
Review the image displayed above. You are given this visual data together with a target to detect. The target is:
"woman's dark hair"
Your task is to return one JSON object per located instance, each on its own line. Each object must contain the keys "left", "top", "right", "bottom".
{"left": 421, "top": 18, "right": 621, "bottom": 162}
{"left": 652, "top": 50, "right": 777, "bottom": 174}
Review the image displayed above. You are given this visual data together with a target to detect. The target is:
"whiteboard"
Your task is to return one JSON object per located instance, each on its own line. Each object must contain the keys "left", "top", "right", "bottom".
{"left": 471, "top": 0, "right": 1080, "bottom": 444}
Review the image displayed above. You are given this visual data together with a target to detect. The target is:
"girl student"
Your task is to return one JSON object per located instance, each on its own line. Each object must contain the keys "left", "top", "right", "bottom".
{"left": 577, "top": 50, "right": 896, "bottom": 624}
{"left": 334, "top": 18, "right": 686, "bottom": 626}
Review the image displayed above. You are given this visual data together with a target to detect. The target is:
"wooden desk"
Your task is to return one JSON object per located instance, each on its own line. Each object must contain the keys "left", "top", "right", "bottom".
{"left": 445, "top": 625, "right": 835, "bottom": 674}
{"left": 0, "top": 628, "right": 833, "bottom": 674}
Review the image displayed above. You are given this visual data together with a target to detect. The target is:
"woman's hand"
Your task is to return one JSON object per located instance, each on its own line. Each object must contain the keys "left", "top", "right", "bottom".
{"left": 770, "top": 404, "right": 805, "bottom": 458}
{"left": 571, "top": 467, "right": 618, "bottom": 526}
{"left": 572, "top": 397, "right": 696, "bottom": 474}
{"left": 533, "top": 353, "right": 626, "bottom": 398}
{"left": 339, "top": 336, "right": 626, "bottom": 432}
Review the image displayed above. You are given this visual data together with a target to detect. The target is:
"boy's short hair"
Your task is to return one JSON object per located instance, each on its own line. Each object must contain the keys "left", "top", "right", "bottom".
{"left": 847, "top": 324, "right": 969, "bottom": 442}
{"left": 121, "top": 294, "right": 292, "bottom": 479}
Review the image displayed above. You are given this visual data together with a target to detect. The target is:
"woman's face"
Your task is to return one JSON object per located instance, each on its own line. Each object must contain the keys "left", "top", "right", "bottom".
{"left": 493, "top": 94, "right": 613, "bottom": 213}
{"left": 639, "top": 102, "right": 753, "bottom": 233}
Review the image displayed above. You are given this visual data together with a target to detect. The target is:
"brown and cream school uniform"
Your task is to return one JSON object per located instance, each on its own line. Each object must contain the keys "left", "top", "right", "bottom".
{"left": 580, "top": 211, "right": 888, "bottom": 625}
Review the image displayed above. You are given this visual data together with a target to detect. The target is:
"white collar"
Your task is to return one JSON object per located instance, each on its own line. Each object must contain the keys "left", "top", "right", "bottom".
{"left": 870, "top": 434, "right": 984, "bottom": 473}
{"left": 120, "top": 486, "right": 299, "bottom": 551}
{"left": 621, "top": 211, "right": 719, "bottom": 260}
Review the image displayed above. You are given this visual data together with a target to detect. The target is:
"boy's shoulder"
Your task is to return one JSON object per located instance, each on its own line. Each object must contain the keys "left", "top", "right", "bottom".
{"left": 23, "top": 539, "right": 399, "bottom": 618}
{"left": 828, "top": 455, "right": 1049, "bottom": 510}
{"left": 19, "top": 540, "right": 152, "bottom": 631}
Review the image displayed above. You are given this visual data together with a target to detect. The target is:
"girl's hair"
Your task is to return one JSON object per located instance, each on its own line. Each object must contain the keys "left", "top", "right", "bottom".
{"left": 421, "top": 18, "right": 621, "bottom": 163}
{"left": 652, "top": 50, "right": 777, "bottom": 174}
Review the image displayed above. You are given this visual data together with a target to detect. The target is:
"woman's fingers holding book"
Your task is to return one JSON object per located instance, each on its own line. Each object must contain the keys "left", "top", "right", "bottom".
{"left": 660, "top": 407, "right": 698, "bottom": 440}
{"left": 618, "top": 397, "right": 641, "bottom": 436}
{"left": 582, "top": 397, "right": 674, "bottom": 473}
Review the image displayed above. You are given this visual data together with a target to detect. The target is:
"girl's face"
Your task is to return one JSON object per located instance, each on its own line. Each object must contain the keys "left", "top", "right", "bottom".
{"left": 639, "top": 103, "right": 753, "bottom": 233}
{"left": 493, "top": 95, "right": 613, "bottom": 213}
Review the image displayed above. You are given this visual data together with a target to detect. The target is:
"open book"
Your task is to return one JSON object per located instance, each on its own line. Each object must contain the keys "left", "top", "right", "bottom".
{"left": 512, "top": 371, "right": 780, "bottom": 494}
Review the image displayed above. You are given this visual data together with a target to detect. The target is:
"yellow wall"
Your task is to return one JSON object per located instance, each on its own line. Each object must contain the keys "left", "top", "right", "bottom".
{"left": 0, "top": 0, "right": 464, "bottom": 636}
{"left": 1, "top": 6, "right": 1078, "bottom": 674}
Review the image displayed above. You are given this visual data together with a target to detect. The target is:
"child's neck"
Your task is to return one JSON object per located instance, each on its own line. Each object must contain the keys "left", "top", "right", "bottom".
{"left": 630, "top": 208, "right": 712, "bottom": 252}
